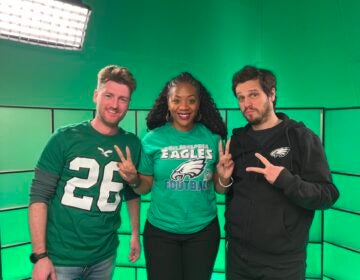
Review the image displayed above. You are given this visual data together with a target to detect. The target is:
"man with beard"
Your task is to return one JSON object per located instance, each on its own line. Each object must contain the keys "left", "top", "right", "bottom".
{"left": 225, "top": 65, "right": 339, "bottom": 280}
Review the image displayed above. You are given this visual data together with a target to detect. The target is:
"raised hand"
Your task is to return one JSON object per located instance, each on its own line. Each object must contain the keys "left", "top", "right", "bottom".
{"left": 246, "top": 153, "right": 284, "bottom": 184}
{"left": 114, "top": 145, "right": 138, "bottom": 184}
{"left": 216, "top": 139, "right": 234, "bottom": 181}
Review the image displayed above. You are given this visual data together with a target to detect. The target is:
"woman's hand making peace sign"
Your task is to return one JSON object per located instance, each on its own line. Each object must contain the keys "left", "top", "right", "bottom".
{"left": 216, "top": 139, "right": 234, "bottom": 187}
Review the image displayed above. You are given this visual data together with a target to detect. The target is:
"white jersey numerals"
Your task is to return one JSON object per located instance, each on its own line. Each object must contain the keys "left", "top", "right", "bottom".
{"left": 98, "top": 161, "right": 122, "bottom": 212}
{"left": 61, "top": 158, "right": 123, "bottom": 212}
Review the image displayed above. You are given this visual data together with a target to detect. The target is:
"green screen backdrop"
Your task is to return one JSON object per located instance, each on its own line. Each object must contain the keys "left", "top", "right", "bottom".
{"left": 1, "top": 0, "right": 359, "bottom": 279}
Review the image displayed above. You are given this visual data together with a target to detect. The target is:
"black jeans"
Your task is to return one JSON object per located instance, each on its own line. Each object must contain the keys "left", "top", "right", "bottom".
{"left": 226, "top": 238, "right": 306, "bottom": 280}
{"left": 143, "top": 218, "right": 220, "bottom": 280}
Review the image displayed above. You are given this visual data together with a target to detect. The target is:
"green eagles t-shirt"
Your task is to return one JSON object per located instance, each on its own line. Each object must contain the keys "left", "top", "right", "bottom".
{"left": 36, "top": 121, "right": 141, "bottom": 266}
{"left": 139, "top": 122, "right": 220, "bottom": 234}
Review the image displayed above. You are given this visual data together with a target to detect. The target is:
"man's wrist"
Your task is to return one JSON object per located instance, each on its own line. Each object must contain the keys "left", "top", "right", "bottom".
{"left": 30, "top": 252, "right": 48, "bottom": 264}
{"left": 128, "top": 176, "right": 140, "bottom": 188}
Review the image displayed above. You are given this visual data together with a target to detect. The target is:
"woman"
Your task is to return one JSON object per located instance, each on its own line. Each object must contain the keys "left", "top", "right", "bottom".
{"left": 116, "top": 72, "right": 234, "bottom": 280}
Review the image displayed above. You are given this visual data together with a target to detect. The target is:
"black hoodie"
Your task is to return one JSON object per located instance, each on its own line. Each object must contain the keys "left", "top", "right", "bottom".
{"left": 226, "top": 113, "right": 339, "bottom": 264}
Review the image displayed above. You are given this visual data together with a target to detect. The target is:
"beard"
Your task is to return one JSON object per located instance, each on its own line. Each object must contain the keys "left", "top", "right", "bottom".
{"left": 242, "top": 99, "right": 273, "bottom": 126}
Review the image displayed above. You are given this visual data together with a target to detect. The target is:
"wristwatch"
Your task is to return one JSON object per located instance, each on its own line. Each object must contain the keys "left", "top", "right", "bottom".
{"left": 30, "top": 252, "right": 48, "bottom": 264}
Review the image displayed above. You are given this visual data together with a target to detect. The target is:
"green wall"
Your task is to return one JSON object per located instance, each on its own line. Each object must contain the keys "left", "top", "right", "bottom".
{"left": 1, "top": 0, "right": 358, "bottom": 109}
{"left": 0, "top": 0, "right": 359, "bottom": 279}
{"left": 2, "top": 106, "right": 358, "bottom": 279}
{"left": 259, "top": 0, "right": 360, "bottom": 108}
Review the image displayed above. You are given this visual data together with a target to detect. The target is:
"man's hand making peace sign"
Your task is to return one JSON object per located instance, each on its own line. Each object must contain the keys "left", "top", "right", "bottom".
{"left": 246, "top": 153, "right": 284, "bottom": 184}
{"left": 114, "top": 145, "right": 139, "bottom": 186}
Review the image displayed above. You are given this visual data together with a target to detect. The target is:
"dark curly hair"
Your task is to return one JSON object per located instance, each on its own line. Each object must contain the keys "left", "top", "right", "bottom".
{"left": 147, "top": 72, "right": 227, "bottom": 139}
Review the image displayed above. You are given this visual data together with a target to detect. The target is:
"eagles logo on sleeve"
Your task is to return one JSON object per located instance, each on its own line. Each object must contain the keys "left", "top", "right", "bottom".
{"left": 171, "top": 159, "right": 205, "bottom": 181}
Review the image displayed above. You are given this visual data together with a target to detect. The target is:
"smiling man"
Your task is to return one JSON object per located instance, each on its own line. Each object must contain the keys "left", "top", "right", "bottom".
{"left": 225, "top": 65, "right": 339, "bottom": 280}
{"left": 29, "top": 65, "right": 141, "bottom": 280}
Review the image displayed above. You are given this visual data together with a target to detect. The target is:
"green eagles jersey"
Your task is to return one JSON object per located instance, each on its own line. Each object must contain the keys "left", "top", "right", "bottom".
{"left": 35, "top": 121, "right": 140, "bottom": 266}
{"left": 139, "top": 122, "right": 220, "bottom": 234}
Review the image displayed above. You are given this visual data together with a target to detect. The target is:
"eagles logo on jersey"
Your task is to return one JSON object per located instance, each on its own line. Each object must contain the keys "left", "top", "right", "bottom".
{"left": 270, "top": 147, "right": 290, "bottom": 158}
{"left": 97, "top": 147, "right": 113, "bottom": 157}
{"left": 171, "top": 159, "right": 205, "bottom": 181}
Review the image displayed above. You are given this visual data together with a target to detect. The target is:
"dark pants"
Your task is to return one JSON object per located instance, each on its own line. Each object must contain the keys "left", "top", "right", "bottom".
{"left": 226, "top": 239, "right": 306, "bottom": 280}
{"left": 143, "top": 218, "right": 220, "bottom": 280}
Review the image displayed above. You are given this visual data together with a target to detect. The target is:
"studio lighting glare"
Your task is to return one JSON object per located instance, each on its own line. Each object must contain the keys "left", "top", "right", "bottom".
{"left": 0, "top": 0, "right": 91, "bottom": 50}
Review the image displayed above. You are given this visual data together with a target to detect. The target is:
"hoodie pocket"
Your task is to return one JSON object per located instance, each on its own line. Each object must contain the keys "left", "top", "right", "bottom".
{"left": 249, "top": 202, "right": 293, "bottom": 254}
{"left": 225, "top": 194, "right": 252, "bottom": 241}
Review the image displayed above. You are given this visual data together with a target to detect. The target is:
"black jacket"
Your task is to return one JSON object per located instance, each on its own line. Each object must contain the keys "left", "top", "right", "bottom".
{"left": 226, "top": 113, "right": 339, "bottom": 264}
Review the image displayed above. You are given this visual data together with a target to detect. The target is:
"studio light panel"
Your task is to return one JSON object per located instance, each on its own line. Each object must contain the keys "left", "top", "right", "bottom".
{"left": 0, "top": 0, "right": 91, "bottom": 50}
